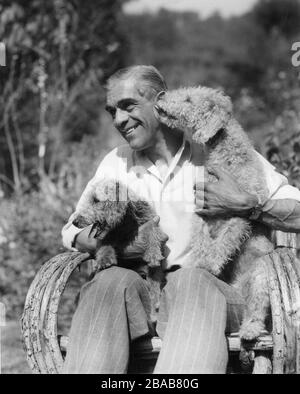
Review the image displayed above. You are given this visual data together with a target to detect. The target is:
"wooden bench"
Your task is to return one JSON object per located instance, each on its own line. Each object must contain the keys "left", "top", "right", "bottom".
{"left": 58, "top": 332, "right": 274, "bottom": 374}
{"left": 21, "top": 231, "right": 300, "bottom": 374}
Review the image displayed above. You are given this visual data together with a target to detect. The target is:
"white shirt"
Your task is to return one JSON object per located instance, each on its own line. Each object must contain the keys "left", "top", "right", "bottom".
{"left": 62, "top": 139, "right": 300, "bottom": 269}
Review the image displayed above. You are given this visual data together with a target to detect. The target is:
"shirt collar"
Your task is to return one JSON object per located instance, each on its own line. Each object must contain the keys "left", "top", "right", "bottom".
{"left": 134, "top": 135, "right": 190, "bottom": 183}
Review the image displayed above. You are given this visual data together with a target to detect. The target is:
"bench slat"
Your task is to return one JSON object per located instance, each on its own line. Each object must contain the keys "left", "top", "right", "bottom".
{"left": 59, "top": 333, "right": 273, "bottom": 355}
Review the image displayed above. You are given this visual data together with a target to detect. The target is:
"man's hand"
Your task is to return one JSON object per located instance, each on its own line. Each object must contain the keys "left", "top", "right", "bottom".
{"left": 74, "top": 225, "right": 98, "bottom": 254}
{"left": 194, "top": 167, "right": 259, "bottom": 218}
{"left": 74, "top": 216, "right": 169, "bottom": 259}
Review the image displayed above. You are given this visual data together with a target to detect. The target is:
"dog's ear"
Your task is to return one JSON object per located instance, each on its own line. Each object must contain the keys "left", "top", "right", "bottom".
{"left": 193, "top": 91, "right": 233, "bottom": 145}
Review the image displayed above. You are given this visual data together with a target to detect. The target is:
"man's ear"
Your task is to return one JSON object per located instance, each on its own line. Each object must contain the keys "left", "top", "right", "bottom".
{"left": 155, "top": 90, "right": 166, "bottom": 102}
{"left": 153, "top": 90, "right": 167, "bottom": 122}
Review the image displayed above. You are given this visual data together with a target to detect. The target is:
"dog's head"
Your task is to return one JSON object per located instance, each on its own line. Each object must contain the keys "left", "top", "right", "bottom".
{"left": 73, "top": 179, "right": 130, "bottom": 240}
{"left": 73, "top": 179, "right": 167, "bottom": 267}
{"left": 154, "top": 86, "right": 233, "bottom": 145}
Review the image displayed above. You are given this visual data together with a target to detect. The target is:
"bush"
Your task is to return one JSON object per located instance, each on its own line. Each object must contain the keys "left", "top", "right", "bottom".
{"left": 0, "top": 134, "right": 112, "bottom": 319}
{"left": 0, "top": 193, "right": 65, "bottom": 318}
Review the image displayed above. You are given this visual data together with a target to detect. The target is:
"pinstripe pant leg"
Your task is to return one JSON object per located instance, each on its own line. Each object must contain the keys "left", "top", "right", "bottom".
{"left": 62, "top": 266, "right": 152, "bottom": 374}
{"left": 154, "top": 268, "right": 242, "bottom": 374}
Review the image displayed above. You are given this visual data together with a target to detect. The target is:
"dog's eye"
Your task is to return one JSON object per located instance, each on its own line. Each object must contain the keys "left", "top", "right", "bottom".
{"left": 93, "top": 197, "right": 100, "bottom": 204}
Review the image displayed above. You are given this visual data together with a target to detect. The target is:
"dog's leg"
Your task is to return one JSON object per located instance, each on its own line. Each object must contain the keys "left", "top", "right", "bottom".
{"left": 239, "top": 262, "right": 270, "bottom": 340}
{"left": 142, "top": 226, "right": 165, "bottom": 268}
{"left": 190, "top": 216, "right": 251, "bottom": 276}
{"left": 95, "top": 245, "right": 118, "bottom": 272}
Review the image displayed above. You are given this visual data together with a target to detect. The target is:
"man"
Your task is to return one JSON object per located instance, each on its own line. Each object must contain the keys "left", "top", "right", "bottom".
{"left": 62, "top": 65, "right": 300, "bottom": 374}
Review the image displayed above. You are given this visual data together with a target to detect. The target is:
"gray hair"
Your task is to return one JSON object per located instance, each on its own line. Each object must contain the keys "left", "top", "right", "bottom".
{"left": 106, "top": 65, "right": 167, "bottom": 99}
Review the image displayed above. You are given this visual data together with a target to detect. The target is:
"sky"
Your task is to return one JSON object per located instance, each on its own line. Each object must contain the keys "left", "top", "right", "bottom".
{"left": 124, "top": 0, "right": 259, "bottom": 18}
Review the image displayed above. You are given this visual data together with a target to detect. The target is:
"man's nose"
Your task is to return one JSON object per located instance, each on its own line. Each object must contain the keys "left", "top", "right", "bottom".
{"left": 114, "top": 108, "right": 129, "bottom": 129}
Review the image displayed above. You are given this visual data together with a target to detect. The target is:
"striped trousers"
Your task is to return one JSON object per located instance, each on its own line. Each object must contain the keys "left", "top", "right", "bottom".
{"left": 62, "top": 266, "right": 245, "bottom": 374}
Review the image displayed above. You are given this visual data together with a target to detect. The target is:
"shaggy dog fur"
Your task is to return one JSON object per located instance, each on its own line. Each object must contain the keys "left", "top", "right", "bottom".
{"left": 72, "top": 179, "right": 166, "bottom": 272}
{"left": 155, "top": 86, "right": 275, "bottom": 339}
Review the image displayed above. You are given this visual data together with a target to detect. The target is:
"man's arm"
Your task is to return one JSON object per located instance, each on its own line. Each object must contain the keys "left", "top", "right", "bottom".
{"left": 62, "top": 214, "right": 167, "bottom": 260}
{"left": 250, "top": 153, "right": 300, "bottom": 232}
{"left": 194, "top": 159, "right": 300, "bottom": 232}
{"left": 62, "top": 147, "right": 120, "bottom": 252}
{"left": 257, "top": 198, "right": 300, "bottom": 233}
{"left": 61, "top": 191, "right": 98, "bottom": 252}
{"left": 61, "top": 213, "right": 88, "bottom": 251}
{"left": 73, "top": 225, "right": 97, "bottom": 253}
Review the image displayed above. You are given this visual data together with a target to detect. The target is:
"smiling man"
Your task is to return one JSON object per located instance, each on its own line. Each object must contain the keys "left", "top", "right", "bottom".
{"left": 105, "top": 75, "right": 163, "bottom": 151}
{"left": 61, "top": 65, "right": 300, "bottom": 374}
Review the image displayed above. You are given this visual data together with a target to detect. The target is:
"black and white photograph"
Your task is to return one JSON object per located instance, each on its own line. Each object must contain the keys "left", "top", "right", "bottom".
{"left": 1, "top": 0, "right": 300, "bottom": 376}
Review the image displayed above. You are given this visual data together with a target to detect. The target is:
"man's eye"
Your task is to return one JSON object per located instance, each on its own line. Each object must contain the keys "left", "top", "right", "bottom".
{"left": 124, "top": 104, "right": 135, "bottom": 112}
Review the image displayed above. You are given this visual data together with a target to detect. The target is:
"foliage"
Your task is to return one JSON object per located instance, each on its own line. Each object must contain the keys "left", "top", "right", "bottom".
{"left": 0, "top": 134, "right": 110, "bottom": 318}
{"left": 0, "top": 0, "right": 128, "bottom": 318}
{"left": 264, "top": 73, "right": 300, "bottom": 189}
{"left": 123, "top": 1, "right": 300, "bottom": 104}
{"left": 0, "top": 0, "right": 129, "bottom": 194}
{"left": 253, "top": 0, "right": 300, "bottom": 38}
{"left": 0, "top": 192, "right": 64, "bottom": 317}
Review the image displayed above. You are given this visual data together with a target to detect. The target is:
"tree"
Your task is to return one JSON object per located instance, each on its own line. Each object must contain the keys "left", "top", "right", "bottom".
{"left": 0, "top": 0, "right": 129, "bottom": 194}
{"left": 253, "top": 0, "right": 300, "bottom": 38}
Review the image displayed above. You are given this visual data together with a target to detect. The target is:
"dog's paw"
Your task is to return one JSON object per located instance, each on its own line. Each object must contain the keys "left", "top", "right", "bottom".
{"left": 95, "top": 245, "right": 118, "bottom": 272}
{"left": 239, "top": 320, "right": 266, "bottom": 341}
{"left": 95, "top": 259, "right": 117, "bottom": 272}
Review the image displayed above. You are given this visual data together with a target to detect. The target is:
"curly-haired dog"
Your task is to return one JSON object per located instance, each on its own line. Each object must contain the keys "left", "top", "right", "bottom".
{"left": 155, "top": 86, "right": 274, "bottom": 340}
{"left": 72, "top": 178, "right": 166, "bottom": 273}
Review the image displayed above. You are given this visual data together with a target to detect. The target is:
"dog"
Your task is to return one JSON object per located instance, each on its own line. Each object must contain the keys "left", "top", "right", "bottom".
{"left": 72, "top": 178, "right": 166, "bottom": 272}
{"left": 155, "top": 86, "right": 275, "bottom": 340}
{"left": 72, "top": 178, "right": 167, "bottom": 320}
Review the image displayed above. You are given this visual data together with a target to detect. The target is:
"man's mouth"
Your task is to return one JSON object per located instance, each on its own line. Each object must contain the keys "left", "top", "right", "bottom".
{"left": 123, "top": 124, "right": 139, "bottom": 136}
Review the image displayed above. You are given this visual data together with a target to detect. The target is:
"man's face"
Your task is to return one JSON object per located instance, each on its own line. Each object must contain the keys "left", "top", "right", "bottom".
{"left": 106, "top": 78, "right": 160, "bottom": 151}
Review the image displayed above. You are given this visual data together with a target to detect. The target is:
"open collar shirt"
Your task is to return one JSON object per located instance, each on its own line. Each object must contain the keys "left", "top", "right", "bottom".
{"left": 62, "top": 139, "right": 300, "bottom": 269}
